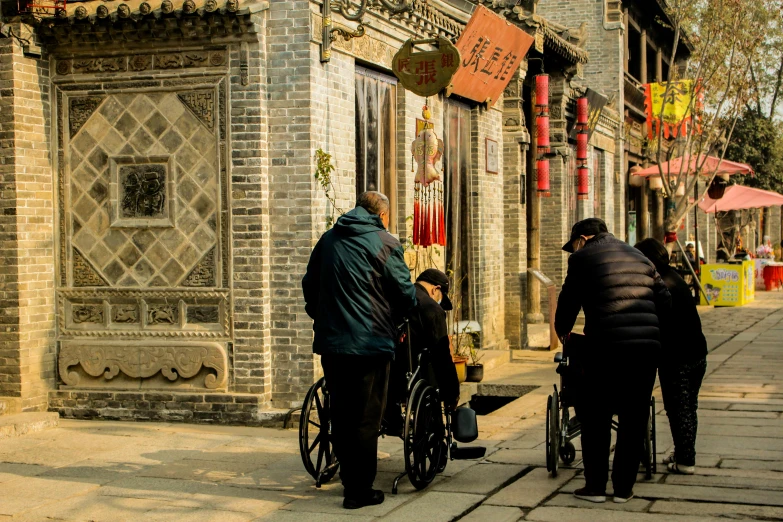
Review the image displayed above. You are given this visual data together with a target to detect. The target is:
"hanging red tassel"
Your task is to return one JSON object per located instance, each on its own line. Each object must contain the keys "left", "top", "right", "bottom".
{"left": 438, "top": 186, "right": 446, "bottom": 246}
{"left": 413, "top": 185, "right": 420, "bottom": 245}
{"left": 422, "top": 187, "right": 431, "bottom": 247}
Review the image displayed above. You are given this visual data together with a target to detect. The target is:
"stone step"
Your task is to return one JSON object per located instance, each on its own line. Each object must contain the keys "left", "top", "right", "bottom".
{"left": 0, "top": 412, "right": 59, "bottom": 440}
{"left": 0, "top": 397, "right": 21, "bottom": 417}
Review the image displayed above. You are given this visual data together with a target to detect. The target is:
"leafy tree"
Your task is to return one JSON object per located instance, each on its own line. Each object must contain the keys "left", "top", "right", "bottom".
{"left": 725, "top": 110, "right": 783, "bottom": 193}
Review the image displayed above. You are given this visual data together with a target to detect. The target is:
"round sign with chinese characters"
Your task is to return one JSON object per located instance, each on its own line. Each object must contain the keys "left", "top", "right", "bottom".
{"left": 392, "top": 37, "right": 461, "bottom": 98}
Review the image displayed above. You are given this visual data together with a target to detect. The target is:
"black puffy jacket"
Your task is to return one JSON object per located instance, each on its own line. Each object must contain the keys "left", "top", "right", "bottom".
{"left": 555, "top": 233, "right": 671, "bottom": 359}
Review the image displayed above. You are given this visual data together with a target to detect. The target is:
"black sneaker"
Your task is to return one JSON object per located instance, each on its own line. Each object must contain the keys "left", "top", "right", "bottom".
{"left": 343, "top": 489, "right": 385, "bottom": 510}
{"left": 613, "top": 490, "right": 634, "bottom": 503}
{"left": 574, "top": 487, "right": 606, "bottom": 503}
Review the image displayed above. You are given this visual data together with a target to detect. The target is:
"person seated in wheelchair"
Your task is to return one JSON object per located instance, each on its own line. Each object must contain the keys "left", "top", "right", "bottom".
{"left": 383, "top": 269, "right": 460, "bottom": 437}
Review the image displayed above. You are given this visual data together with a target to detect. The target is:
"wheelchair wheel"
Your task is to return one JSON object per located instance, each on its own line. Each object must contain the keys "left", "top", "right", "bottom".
{"left": 299, "top": 377, "right": 338, "bottom": 484}
{"left": 643, "top": 396, "right": 656, "bottom": 479}
{"left": 546, "top": 387, "right": 560, "bottom": 476}
{"left": 403, "top": 382, "right": 444, "bottom": 490}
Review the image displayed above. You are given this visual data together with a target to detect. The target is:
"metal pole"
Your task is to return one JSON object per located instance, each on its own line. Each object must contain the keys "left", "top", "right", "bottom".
{"left": 694, "top": 179, "right": 700, "bottom": 281}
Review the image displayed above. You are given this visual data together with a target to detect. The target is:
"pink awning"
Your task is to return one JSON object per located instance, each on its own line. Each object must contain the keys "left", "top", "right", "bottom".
{"left": 699, "top": 185, "right": 783, "bottom": 213}
{"left": 633, "top": 155, "right": 753, "bottom": 178}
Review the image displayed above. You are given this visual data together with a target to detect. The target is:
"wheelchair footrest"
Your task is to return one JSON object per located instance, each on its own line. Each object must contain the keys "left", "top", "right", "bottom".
{"left": 450, "top": 444, "right": 486, "bottom": 460}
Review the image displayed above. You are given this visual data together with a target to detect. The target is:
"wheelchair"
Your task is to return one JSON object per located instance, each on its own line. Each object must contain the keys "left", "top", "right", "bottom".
{"left": 299, "top": 320, "right": 485, "bottom": 493}
{"left": 545, "top": 336, "right": 657, "bottom": 479}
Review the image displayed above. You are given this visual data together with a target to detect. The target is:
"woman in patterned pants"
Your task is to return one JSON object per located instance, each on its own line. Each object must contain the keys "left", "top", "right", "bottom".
{"left": 636, "top": 239, "right": 708, "bottom": 474}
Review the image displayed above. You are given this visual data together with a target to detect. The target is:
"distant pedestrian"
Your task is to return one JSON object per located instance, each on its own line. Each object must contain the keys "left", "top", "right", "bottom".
{"left": 636, "top": 238, "right": 707, "bottom": 475}
{"left": 555, "top": 218, "right": 671, "bottom": 504}
{"left": 302, "top": 191, "right": 417, "bottom": 509}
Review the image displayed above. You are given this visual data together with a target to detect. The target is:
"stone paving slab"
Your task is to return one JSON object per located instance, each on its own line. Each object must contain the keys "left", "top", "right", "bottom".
{"left": 485, "top": 468, "right": 576, "bottom": 508}
{"left": 633, "top": 482, "right": 783, "bottom": 506}
{"left": 525, "top": 506, "right": 719, "bottom": 522}
{"left": 432, "top": 462, "right": 525, "bottom": 495}
{"left": 647, "top": 500, "right": 783, "bottom": 519}
{"left": 665, "top": 472, "right": 783, "bottom": 491}
{"left": 544, "top": 493, "right": 651, "bottom": 512}
{"left": 458, "top": 505, "right": 523, "bottom": 522}
{"left": 378, "top": 491, "right": 484, "bottom": 521}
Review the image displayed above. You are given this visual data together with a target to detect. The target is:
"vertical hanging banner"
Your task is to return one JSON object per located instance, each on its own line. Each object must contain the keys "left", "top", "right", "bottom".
{"left": 568, "top": 88, "right": 608, "bottom": 141}
{"left": 450, "top": 5, "right": 534, "bottom": 106}
{"left": 643, "top": 80, "right": 702, "bottom": 139}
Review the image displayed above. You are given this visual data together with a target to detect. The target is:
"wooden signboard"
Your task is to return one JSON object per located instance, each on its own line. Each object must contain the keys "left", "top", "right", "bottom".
{"left": 393, "top": 37, "right": 461, "bottom": 98}
{"left": 450, "top": 5, "right": 534, "bottom": 106}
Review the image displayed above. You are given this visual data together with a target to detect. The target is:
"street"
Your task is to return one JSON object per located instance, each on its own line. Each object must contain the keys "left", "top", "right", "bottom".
{"left": 0, "top": 293, "right": 781, "bottom": 521}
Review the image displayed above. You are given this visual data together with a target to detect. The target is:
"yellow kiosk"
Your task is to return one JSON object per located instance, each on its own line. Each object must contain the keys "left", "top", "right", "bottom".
{"left": 700, "top": 260, "right": 755, "bottom": 306}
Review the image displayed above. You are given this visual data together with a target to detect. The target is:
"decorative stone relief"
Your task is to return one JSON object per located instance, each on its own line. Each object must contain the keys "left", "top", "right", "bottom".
{"left": 73, "top": 304, "right": 104, "bottom": 324}
{"left": 187, "top": 306, "right": 219, "bottom": 324}
{"left": 73, "top": 248, "right": 108, "bottom": 287}
{"left": 177, "top": 91, "right": 214, "bottom": 130}
{"left": 182, "top": 248, "right": 216, "bottom": 287}
{"left": 59, "top": 341, "right": 228, "bottom": 389}
{"left": 183, "top": 52, "right": 209, "bottom": 67}
{"left": 120, "top": 164, "right": 167, "bottom": 219}
{"left": 147, "top": 304, "right": 178, "bottom": 325}
{"left": 112, "top": 305, "right": 139, "bottom": 323}
{"left": 69, "top": 96, "right": 105, "bottom": 138}
{"left": 156, "top": 54, "right": 183, "bottom": 69}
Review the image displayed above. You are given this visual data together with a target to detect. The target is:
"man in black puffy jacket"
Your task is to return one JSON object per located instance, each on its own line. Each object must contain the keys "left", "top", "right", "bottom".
{"left": 555, "top": 218, "right": 671, "bottom": 504}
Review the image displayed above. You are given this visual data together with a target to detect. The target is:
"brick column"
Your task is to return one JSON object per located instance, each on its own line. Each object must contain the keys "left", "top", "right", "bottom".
{"left": 0, "top": 33, "right": 56, "bottom": 411}
{"left": 503, "top": 68, "right": 529, "bottom": 350}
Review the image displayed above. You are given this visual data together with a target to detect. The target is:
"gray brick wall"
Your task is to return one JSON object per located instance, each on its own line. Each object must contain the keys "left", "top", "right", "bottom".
{"left": 0, "top": 34, "right": 56, "bottom": 411}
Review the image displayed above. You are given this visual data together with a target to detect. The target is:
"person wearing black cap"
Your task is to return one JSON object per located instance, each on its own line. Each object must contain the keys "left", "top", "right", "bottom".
{"left": 384, "top": 268, "right": 460, "bottom": 436}
{"left": 555, "top": 218, "right": 671, "bottom": 504}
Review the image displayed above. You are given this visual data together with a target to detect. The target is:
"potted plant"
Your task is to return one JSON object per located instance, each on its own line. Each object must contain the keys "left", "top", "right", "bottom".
{"left": 449, "top": 334, "right": 469, "bottom": 383}
{"left": 466, "top": 345, "right": 484, "bottom": 383}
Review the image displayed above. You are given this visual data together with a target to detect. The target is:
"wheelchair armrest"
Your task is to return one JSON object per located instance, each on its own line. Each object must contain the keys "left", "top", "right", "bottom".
{"left": 554, "top": 352, "right": 563, "bottom": 363}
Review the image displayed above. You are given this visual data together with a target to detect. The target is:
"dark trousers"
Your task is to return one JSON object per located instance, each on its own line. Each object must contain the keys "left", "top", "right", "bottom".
{"left": 659, "top": 358, "right": 707, "bottom": 466}
{"left": 321, "top": 354, "right": 390, "bottom": 496}
{"left": 576, "top": 364, "right": 656, "bottom": 495}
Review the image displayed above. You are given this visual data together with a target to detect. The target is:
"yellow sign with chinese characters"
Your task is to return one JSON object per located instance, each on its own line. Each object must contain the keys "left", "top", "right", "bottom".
{"left": 392, "top": 37, "right": 461, "bottom": 98}
{"left": 644, "top": 80, "right": 701, "bottom": 139}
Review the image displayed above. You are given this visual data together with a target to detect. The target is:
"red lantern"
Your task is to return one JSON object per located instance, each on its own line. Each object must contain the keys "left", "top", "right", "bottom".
{"left": 536, "top": 115, "right": 550, "bottom": 153}
{"left": 535, "top": 74, "right": 549, "bottom": 111}
{"left": 577, "top": 97, "right": 588, "bottom": 125}
{"left": 537, "top": 159, "right": 550, "bottom": 197}
{"left": 577, "top": 166, "right": 589, "bottom": 200}
{"left": 576, "top": 132, "right": 588, "bottom": 161}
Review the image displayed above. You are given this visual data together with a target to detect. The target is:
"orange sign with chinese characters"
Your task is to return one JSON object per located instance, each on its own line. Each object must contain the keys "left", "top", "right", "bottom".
{"left": 392, "top": 37, "right": 461, "bottom": 98}
{"left": 450, "top": 5, "right": 534, "bottom": 106}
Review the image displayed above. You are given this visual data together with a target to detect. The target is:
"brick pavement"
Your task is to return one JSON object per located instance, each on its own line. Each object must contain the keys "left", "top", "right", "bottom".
{"left": 0, "top": 293, "right": 781, "bottom": 520}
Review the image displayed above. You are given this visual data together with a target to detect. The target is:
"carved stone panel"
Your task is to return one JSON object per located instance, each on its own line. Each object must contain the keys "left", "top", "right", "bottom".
{"left": 66, "top": 91, "right": 219, "bottom": 288}
{"left": 187, "top": 305, "right": 219, "bottom": 324}
{"left": 59, "top": 340, "right": 228, "bottom": 390}
{"left": 70, "top": 96, "right": 105, "bottom": 138}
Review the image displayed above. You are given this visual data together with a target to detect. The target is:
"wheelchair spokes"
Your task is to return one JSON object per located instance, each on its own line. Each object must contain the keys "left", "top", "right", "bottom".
{"left": 299, "top": 377, "right": 338, "bottom": 486}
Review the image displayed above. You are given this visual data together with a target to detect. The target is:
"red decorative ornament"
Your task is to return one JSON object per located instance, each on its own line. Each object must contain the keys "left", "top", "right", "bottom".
{"left": 576, "top": 132, "right": 588, "bottom": 161}
{"left": 577, "top": 97, "right": 588, "bottom": 125}
{"left": 577, "top": 166, "right": 589, "bottom": 200}
{"left": 537, "top": 159, "right": 551, "bottom": 197}
{"left": 411, "top": 105, "right": 446, "bottom": 248}
{"left": 536, "top": 115, "right": 550, "bottom": 153}
{"left": 535, "top": 74, "right": 549, "bottom": 110}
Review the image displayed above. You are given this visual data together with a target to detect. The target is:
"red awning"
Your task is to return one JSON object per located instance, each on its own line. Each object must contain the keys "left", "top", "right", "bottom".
{"left": 633, "top": 155, "right": 753, "bottom": 178}
{"left": 699, "top": 185, "right": 783, "bottom": 213}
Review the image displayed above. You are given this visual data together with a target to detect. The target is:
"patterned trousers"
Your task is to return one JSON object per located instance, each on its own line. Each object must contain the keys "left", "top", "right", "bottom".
{"left": 659, "top": 358, "right": 707, "bottom": 467}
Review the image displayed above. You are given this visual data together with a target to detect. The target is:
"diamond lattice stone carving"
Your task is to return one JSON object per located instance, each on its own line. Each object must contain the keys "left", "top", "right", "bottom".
{"left": 68, "top": 92, "right": 219, "bottom": 288}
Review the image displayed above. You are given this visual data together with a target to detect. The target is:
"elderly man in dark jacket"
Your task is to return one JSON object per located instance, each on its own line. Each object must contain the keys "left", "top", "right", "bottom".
{"left": 555, "top": 218, "right": 670, "bottom": 504}
{"left": 302, "top": 191, "right": 416, "bottom": 509}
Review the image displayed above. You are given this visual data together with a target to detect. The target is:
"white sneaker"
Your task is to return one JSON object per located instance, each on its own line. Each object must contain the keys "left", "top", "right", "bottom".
{"left": 613, "top": 491, "right": 634, "bottom": 503}
{"left": 668, "top": 462, "right": 695, "bottom": 474}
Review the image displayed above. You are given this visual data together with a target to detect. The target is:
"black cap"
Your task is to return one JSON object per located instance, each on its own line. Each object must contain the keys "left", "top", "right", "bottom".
{"left": 416, "top": 268, "right": 453, "bottom": 311}
{"left": 562, "top": 218, "right": 608, "bottom": 253}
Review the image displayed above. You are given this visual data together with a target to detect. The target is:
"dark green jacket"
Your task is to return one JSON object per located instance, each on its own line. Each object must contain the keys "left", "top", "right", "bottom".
{"left": 302, "top": 207, "right": 417, "bottom": 357}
